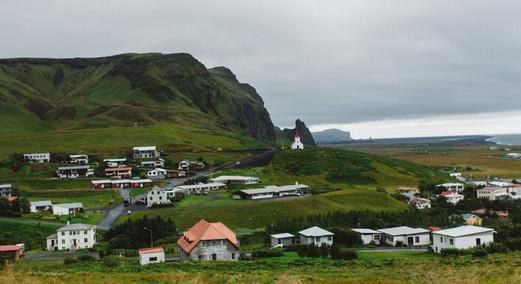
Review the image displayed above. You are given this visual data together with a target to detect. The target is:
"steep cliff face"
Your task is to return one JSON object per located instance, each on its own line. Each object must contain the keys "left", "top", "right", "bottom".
{"left": 280, "top": 119, "right": 316, "bottom": 146}
{"left": 0, "top": 53, "right": 275, "bottom": 140}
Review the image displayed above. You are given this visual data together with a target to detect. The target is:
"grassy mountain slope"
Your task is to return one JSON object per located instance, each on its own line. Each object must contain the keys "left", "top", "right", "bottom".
{"left": 0, "top": 53, "right": 275, "bottom": 141}
{"left": 124, "top": 148, "right": 447, "bottom": 230}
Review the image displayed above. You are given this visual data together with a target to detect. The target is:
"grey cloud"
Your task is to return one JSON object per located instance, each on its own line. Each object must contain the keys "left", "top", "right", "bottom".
{"left": 1, "top": 0, "right": 520, "bottom": 127}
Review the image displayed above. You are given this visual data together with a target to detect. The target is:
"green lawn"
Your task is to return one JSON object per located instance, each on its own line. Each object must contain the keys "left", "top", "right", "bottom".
{"left": 27, "top": 190, "right": 121, "bottom": 208}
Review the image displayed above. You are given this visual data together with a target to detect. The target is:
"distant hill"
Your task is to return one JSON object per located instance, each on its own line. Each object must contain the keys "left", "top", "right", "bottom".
{"left": 276, "top": 119, "right": 316, "bottom": 146}
{"left": 313, "top": 128, "right": 352, "bottom": 144}
{"left": 0, "top": 53, "right": 275, "bottom": 141}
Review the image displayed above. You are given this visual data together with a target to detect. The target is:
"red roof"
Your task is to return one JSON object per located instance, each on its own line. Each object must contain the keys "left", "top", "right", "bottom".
{"left": 428, "top": 226, "right": 442, "bottom": 232}
{"left": 5, "top": 196, "right": 17, "bottom": 202}
{"left": 177, "top": 219, "right": 238, "bottom": 254}
{"left": 0, "top": 245, "right": 21, "bottom": 252}
{"left": 137, "top": 247, "right": 164, "bottom": 254}
{"left": 440, "top": 191, "right": 451, "bottom": 196}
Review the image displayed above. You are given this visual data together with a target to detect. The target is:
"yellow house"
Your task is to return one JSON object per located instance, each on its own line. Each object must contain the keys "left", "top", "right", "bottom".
{"left": 462, "top": 214, "right": 482, "bottom": 226}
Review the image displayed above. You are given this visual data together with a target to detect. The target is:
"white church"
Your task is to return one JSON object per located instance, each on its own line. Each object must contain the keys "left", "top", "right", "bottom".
{"left": 291, "top": 130, "right": 304, "bottom": 150}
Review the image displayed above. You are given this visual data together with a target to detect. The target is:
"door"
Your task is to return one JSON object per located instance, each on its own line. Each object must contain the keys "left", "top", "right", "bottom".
{"left": 211, "top": 254, "right": 217, "bottom": 261}
{"left": 407, "top": 237, "right": 414, "bottom": 246}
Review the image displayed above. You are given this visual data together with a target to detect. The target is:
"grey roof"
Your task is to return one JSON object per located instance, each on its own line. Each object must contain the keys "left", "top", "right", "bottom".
{"left": 298, "top": 226, "right": 334, "bottom": 237}
{"left": 377, "top": 226, "right": 430, "bottom": 236}
{"left": 57, "top": 223, "right": 96, "bottom": 232}
{"left": 240, "top": 184, "right": 309, "bottom": 195}
{"left": 433, "top": 226, "right": 495, "bottom": 238}
{"left": 211, "top": 175, "right": 259, "bottom": 181}
{"left": 30, "top": 200, "right": 52, "bottom": 207}
{"left": 58, "top": 165, "right": 90, "bottom": 170}
{"left": 53, "top": 203, "right": 84, "bottom": 209}
{"left": 46, "top": 234, "right": 57, "bottom": 239}
{"left": 270, "top": 233, "right": 295, "bottom": 239}
{"left": 352, "top": 228, "right": 380, "bottom": 234}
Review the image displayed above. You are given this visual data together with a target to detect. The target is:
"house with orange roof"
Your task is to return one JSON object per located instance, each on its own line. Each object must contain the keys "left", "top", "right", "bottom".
{"left": 177, "top": 219, "right": 239, "bottom": 261}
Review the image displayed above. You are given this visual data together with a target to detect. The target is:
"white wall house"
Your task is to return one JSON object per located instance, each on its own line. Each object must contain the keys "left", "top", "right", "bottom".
{"left": 441, "top": 192, "right": 464, "bottom": 204}
{"left": 508, "top": 187, "right": 521, "bottom": 199}
{"left": 378, "top": 226, "right": 430, "bottom": 247}
{"left": 69, "top": 154, "right": 89, "bottom": 165}
{"left": 52, "top": 203, "right": 84, "bottom": 216}
{"left": 210, "top": 175, "right": 260, "bottom": 185}
{"left": 299, "top": 226, "right": 334, "bottom": 246}
{"left": 270, "top": 233, "right": 295, "bottom": 248}
{"left": 138, "top": 247, "right": 165, "bottom": 265}
{"left": 175, "top": 182, "right": 226, "bottom": 194}
{"left": 291, "top": 131, "right": 304, "bottom": 150}
{"left": 140, "top": 159, "right": 165, "bottom": 169}
{"left": 352, "top": 228, "right": 381, "bottom": 245}
{"left": 103, "top": 158, "right": 127, "bottom": 167}
{"left": 56, "top": 165, "right": 94, "bottom": 178}
{"left": 0, "top": 184, "right": 12, "bottom": 197}
{"left": 146, "top": 188, "right": 172, "bottom": 207}
{"left": 476, "top": 187, "right": 508, "bottom": 201}
{"left": 133, "top": 146, "right": 160, "bottom": 159}
{"left": 432, "top": 226, "right": 495, "bottom": 253}
{"left": 239, "top": 184, "right": 310, "bottom": 200}
{"left": 47, "top": 223, "right": 96, "bottom": 251}
{"left": 147, "top": 168, "right": 167, "bottom": 180}
{"left": 30, "top": 200, "right": 52, "bottom": 213}
{"left": 24, "top": 153, "right": 50, "bottom": 163}
{"left": 436, "top": 183, "right": 464, "bottom": 192}
{"left": 409, "top": 197, "right": 432, "bottom": 209}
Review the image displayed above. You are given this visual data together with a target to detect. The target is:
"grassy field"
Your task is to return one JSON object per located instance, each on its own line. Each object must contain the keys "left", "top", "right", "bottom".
{"left": 4, "top": 251, "right": 521, "bottom": 283}
{"left": 339, "top": 145, "right": 521, "bottom": 179}
{"left": 122, "top": 148, "right": 447, "bottom": 230}
{"left": 26, "top": 190, "right": 121, "bottom": 209}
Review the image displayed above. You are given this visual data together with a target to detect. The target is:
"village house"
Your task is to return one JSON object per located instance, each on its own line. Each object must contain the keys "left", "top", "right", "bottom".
{"left": 462, "top": 214, "right": 483, "bottom": 226}
{"left": 52, "top": 203, "right": 84, "bottom": 216}
{"left": 488, "top": 180, "right": 513, "bottom": 188}
{"left": 239, "top": 183, "right": 310, "bottom": 200}
{"left": 46, "top": 223, "right": 96, "bottom": 251}
{"left": 133, "top": 146, "right": 160, "bottom": 159}
{"left": 408, "top": 197, "right": 432, "bottom": 209}
{"left": 0, "top": 184, "right": 12, "bottom": 197}
{"left": 140, "top": 158, "right": 165, "bottom": 169}
{"left": 508, "top": 186, "right": 521, "bottom": 199}
{"left": 432, "top": 225, "right": 495, "bottom": 253}
{"left": 505, "top": 153, "right": 521, "bottom": 160}
{"left": 91, "top": 179, "right": 152, "bottom": 189}
{"left": 30, "top": 200, "right": 52, "bottom": 213}
{"left": 138, "top": 247, "right": 165, "bottom": 265}
{"left": 56, "top": 165, "right": 94, "bottom": 178}
{"left": 178, "top": 160, "right": 206, "bottom": 172}
{"left": 0, "top": 244, "right": 24, "bottom": 261}
{"left": 440, "top": 191, "right": 464, "bottom": 204}
{"left": 175, "top": 182, "right": 227, "bottom": 195}
{"left": 103, "top": 158, "right": 127, "bottom": 168}
{"left": 477, "top": 186, "right": 508, "bottom": 201}
{"left": 146, "top": 188, "right": 172, "bottom": 207}
{"left": 396, "top": 186, "right": 420, "bottom": 194}
{"left": 290, "top": 130, "right": 304, "bottom": 150}
{"left": 436, "top": 183, "right": 464, "bottom": 192}
{"left": 209, "top": 175, "right": 260, "bottom": 185}
{"left": 177, "top": 219, "right": 240, "bottom": 261}
{"left": 24, "top": 153, "right": 50, "bottom": 163}
{"left": 147, "top": 168, "right": 167, "bottom": 180}
{"left": 466, "top": 180, "right": 488, "bottom": 188}
{"left": 299, "top": 226, "right": 334, "bottom": 246}
{"left": 105, "top": 167, "right": 132, "bottom": 179}
{"left": 378, "top": 226, "right": 430, "bottom": 247}
{"left": 352, "top": 228, "right": 381, "bottom": 245}
{"left": 69, "top": 154, "right": 89, "bottom": 165}
{"left": 270, "top": 233, "right": 295, "bottom": 248}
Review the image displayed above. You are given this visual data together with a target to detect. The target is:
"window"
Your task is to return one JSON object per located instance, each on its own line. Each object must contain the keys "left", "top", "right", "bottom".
{"left": 84, "top": 238, "right": 88, "bottom": 242}
{"left": 61, "top": 232, "right": 65, "bottom": 236}
{"left": 327, "top": 236, "right": 332, "bottom": 241}
{"left": 62, "top": 240, "right": 65, "bottom": 244}
{"left": 449, "top": 239, "right": 454, "bottom": 245}
{"left": 202, "top": 241, "right": 206, "bottom": 247}
{"left": 232, "top": 253, "right": 235, "bottom": 259}
{"left": 149, "top": 257, "right": 158, "bottom": 261}
{"left": 415, "top": 236, "right": 420, "bottom": 243}
{"left": 221, "top": 240, "right": 226, "bottom": 245}
{"left": 84, "top": 230, "right": 88, "bottom": 234}
{"left": 440, "top": 237, "right": 443, "bottom": 243}
{"left": 198, "top": 255, "right": 203, "bottom": 260}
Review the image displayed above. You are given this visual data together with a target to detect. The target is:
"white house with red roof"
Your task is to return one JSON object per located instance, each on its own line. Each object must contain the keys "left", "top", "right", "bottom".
{"left": 177, "top": 219, "right": 239, "bottom": 261}
{"left": 138, "top": 247, "right": 165, "bottom": 265}
{"left": 291, "top": 129, "right": 304, "bottom": 150}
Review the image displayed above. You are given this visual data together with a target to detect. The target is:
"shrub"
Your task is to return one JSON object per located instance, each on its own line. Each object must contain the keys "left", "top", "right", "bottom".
{"left": 63, "top": 257, "right": 78, "bottom": 265}
{"left": 483, "top": 242, "right": 509, "bottom": 254}
{"left": 251, "top": 248, "right": 284, "bottom": 258}
{"left": 78, "top": 254, "right": 96, "bottom": 262}
{"left": 440, "top": 248, "right": 470, "bottom": 257}
{"left": 329, "top": 227, "right": 361, "bottom": 247}
{"left": 330, "top": 244, "right": 358, "bottom": 260}
{"left": 239, "top": 253, "right": 253, "bottom": 260}
{"left": 102, "top": 256, "right": 121, "bottom": 268}
{"left": 472, "top": 248, "right": 488, "bottom": 257}
{"left": 395, "top": 241, "right": 404, "bottom": 247}
{"left": 0, "top": 257, "right": 6, "bottom": 269}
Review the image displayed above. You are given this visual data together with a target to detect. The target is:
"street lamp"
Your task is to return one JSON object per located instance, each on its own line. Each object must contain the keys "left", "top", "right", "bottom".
{"left": 144, "top": 227, "right": 153, "bottom": 247}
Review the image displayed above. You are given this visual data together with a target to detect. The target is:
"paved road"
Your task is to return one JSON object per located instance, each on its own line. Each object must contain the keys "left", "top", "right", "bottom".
{"left": 95, "top": 148, "right": 277, "bottom": 229}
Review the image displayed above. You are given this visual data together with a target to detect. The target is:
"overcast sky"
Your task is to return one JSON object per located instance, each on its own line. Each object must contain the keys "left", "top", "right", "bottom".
{"left": 1, "top": 0, "right": 520, "bottom": 138}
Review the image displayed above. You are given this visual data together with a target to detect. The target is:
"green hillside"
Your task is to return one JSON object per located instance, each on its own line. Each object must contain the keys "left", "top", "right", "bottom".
{"left": 124, "top": 148, "right": 447, "bottom": 230}
{"left": 0, "top": 53, "right": 275, "bottom": 145}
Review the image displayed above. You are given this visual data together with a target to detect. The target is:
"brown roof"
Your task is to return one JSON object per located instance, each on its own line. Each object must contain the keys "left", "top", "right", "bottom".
{"left": 177, "top": 219, "right": 239, "bottom": 254}
{"left": 137, "top": 247, "right": 164, "bottom": 254}
{"left": 0, "top": 245, "right": 21, "bottom": 252}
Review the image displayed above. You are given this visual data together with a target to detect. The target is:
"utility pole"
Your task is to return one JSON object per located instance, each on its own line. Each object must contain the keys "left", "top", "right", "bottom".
{"left": 144, "top": 227, "right": 153, "bottom": 247}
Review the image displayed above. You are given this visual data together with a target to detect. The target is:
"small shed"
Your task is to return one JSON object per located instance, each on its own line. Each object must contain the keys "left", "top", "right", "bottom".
{"left": 0, "top": 244, "right": 24, "bottom": 261}
{"left": 138, "top": 247, "right": 165, "bottom": 265}
{"left": 270, "top": 233, "right": 295, "bottom": 248}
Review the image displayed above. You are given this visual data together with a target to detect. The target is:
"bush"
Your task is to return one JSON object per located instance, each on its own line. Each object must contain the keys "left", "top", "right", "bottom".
{"left": 239, "top": 253, "right": 253, "bottom": 260}
{"left": 102, "top": 256, "right": 121, "bottom": 268}
{"left": 483, "top": 242, "right": 509, "bottom": 254}
{"left": 472, "top": 248, "right": 488, "bottom": 257}
{"left": 78, "top": 254, "right": 96, "bottom": 262}
{"left": 251, "top": 248, "right": 284, "bottom": 258}
{"left": 330, "top": 244, "right": 358, "bottom": 260}
{"left": 440, "top": 248, "right": 470, "bottom": 257}
{"left": 395, "top": 241, "right": 404, "bottom": 247}
{"left": 63, "top": 257, "right": 78, "bottom": 265}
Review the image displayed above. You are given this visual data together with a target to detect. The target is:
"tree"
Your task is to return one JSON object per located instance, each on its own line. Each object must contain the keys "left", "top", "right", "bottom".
{"left": 329, "top": 227, "right": 361, "bottom": 247}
